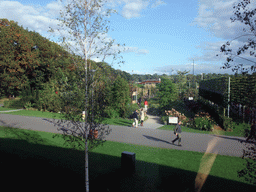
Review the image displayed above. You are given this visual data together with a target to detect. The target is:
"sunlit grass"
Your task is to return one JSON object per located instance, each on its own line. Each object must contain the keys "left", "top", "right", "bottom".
{"left": 0, "top": 125, "right": 252, "bottom": 191}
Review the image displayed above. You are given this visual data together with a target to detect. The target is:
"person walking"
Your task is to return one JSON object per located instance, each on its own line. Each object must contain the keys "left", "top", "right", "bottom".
{"left": 140, "top": 108, "right": 145, "bottom": 126}
{"left": 132, "top": 110, "right": 139, "bottom": 128}
{"left": 172, "top": 121, "right": 182, "bottom": 146}
{"left": 246, "top": 119, "right": 256, "bottom": 142}
{"left": 144, "top": 99, "right": 148, "bottom": 113}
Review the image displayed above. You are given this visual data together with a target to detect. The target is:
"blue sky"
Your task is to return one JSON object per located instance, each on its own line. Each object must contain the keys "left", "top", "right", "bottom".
{"left": 0, "top": 0, "right": 255, "bottom": 75}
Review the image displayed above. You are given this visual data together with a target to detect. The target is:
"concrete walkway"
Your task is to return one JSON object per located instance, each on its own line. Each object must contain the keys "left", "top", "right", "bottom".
{"left": 141, "top": 114, "right": 163, "bottom": 129}
{"left": 0, "top": 111, "right": 247, "bottom": 157}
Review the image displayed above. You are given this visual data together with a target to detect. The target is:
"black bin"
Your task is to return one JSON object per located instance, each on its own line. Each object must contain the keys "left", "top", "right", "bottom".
{"left": 121, "top": 151, "right": 136, "bottom": 174}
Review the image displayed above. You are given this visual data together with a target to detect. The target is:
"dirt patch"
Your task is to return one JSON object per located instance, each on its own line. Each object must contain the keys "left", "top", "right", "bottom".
{"left": 213, "top": 124, "right": 224, "bottom": 131}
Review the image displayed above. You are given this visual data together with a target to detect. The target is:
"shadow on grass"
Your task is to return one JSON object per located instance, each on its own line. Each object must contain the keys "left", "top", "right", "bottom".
{"left": 0, "top": 130, "right": 255, "bottom": 192}
{"left": 102, "top": 118, "right": 132, "bottom": 126}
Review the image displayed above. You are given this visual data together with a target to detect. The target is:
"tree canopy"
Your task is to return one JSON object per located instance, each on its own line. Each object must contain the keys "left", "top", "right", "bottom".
{"left": 0, "top": 18, "right": 75, "bottom": 97}
{"left": 157, "top": 77, "right": 178, "bottom": 111}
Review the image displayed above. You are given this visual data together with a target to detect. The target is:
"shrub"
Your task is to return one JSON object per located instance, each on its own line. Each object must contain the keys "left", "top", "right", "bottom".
{"left": 240, "top": 123, "right": 251, "bottom": 137}
{"left": 35, "top": 79, "right": 64, "bottom": 113}
{"left": 147, "top": 103, "right": 161, "bottom": 115}
{"left": 104, "top": 106, "right": 120, "bottom": 119}
{"left": 193, "top": 117, "right": 213, "bottom": 131}
{"left": 165, "top": 108, "right": 187, "bottom": 123}
{"left": 160, "top": 116, "right": 168, "bottom": 124}
{"left": 221, "top": 116, "right": 235, "bottom": 131}
{"left": 4, "top": 99, "right": 25, "bottom": 109}
{"left": 124, "top": 103, "right": 140, "bottom": 119}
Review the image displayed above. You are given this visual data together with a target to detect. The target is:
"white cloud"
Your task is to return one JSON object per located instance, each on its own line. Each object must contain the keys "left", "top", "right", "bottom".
{"left": 123, "top": 46, "right": 149, "bottom": 55}
{"left": 192, "top": 0, "right": 256, "bottom": 41}
{"left": 191, "top": 0, "right": 256, "bottom": 71}
{"left": 151, "top": 0, "right": 166, "bottom": 8}
{"left": 121, "top": 0, "right": 149, "bottom": 19}
{"left": 0, "top": 1, "right": 61, "bottom": 38}
{"left": 108, "top": 0, "right": 166, "bottom": 19}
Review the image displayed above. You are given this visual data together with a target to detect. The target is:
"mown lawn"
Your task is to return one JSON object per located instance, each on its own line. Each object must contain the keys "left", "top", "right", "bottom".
{"left": 158, "top": 124, "right": 246, "bottom": 137}
{"left": 0, "top": 106, "right": 132, "bottom": 126}
{"left": 0, "top": 126, "right": 255, "bottom": 191}
{"left": 0, "top": 105, "right": 248, "bottom": 137}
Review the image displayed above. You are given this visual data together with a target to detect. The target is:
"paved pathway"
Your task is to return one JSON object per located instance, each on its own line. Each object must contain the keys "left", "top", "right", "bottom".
{"left": 0, "top": 110, "right": 247, "bottom": 157}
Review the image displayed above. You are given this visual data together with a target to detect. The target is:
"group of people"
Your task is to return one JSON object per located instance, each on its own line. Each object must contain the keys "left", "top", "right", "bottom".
{"left": 132, "top": 99, "right": 148, "bottom": 128}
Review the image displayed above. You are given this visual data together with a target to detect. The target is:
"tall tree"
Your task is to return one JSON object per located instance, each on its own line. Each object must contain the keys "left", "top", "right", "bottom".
{"left": 0, "top": 19, "right": 38, "bottom": 97}
{"left": 49, "top": 1, "right": 125, "bottom": 191}
{"left": 157, "top": 77, "right": 178, "bottom": 112}
{"left": 217, "top": 0, "right": 256, "bottom": 74}
{"left": 111, "top": 75, "right": 131, "bottom": 117}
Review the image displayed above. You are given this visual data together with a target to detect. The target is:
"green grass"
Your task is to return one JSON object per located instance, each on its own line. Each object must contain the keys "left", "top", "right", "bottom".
{"left": 0, "top": 107, "right": 23, "bottom": 111}
{"left": 0, "top": 105, "right": 246, "bottom": 137}
{"left": 0, "top": 107, "right": 133, "bottom": 126}
{"left": 101, "top": 117, "right": 132, "bottom": 126}
{"left": 0, "top": 126, "right": 254, "bottom": 191}
{"left": 158, "top": 124, "right": 246, "bottom": 137}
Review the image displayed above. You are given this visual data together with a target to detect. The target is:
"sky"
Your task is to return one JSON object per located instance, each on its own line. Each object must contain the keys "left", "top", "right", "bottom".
{"left": 0, "top": 0, "right": 255, "bottom": 75}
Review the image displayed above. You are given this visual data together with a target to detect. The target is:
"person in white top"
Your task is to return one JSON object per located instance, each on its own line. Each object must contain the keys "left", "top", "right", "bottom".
{"left": 140, "top": 108, "right": 145, "bottom": 126}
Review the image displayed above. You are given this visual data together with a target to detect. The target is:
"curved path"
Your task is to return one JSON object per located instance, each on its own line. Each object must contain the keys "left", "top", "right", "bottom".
{"left": 0, "top": 111, "right": 247, "bottom": 157}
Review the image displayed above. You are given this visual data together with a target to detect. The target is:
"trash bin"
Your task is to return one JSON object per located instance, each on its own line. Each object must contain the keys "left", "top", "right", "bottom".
{"left": 121, "top": 151, "right": 136, "bottom": 174}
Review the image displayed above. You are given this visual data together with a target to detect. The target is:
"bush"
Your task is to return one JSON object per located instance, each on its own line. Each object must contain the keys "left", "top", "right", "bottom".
{"left": 165, "top": 108, "right": 187, "bottom": 123}
{"left": 160, "top": 116, "right": 168, "bottom": 124}
{"left": 147, "top": 103, "right": 161, "bottom": 115}
{"left": 104, "top": 106, "right": 120, "bottom": 119}
{"left": 4, "top": 99, "right": 25, "bottom": 109}
{"left": 240, "top": 123, "right": 251, "bottom": 137}
{"left": 35, "top": 79, "right": 64, "bottom": 113}
{"left": 221, "top": 116, "right": 235, "bottom": 131}
{"left": 193, "top": 117, "right": 213, "bottom": 131}
{"left": 124, "top": 103, "right": 140, "bottom": 119}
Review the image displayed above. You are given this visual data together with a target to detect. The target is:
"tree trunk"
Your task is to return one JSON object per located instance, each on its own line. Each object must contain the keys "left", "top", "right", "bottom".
{"left": 85, "top": 127, "right": 89, "bottom": 192}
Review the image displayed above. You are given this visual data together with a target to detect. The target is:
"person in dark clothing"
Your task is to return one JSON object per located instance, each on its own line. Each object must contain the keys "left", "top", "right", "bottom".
{"left": 138, "top": 97, "right": 142, "bottom": 107}
{"left": 132, "top": 110, "right": 139, "bottom": 128}
{"left": 246, "top": 119, "right": 256, "bottom": 142}
{"left": 172, "top": 121, "right": 182, "bottom": 146}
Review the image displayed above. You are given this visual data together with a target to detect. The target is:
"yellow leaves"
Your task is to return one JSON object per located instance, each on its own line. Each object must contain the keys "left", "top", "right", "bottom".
{"left": 15, "top": 33, "right": 21, "bottom": 38}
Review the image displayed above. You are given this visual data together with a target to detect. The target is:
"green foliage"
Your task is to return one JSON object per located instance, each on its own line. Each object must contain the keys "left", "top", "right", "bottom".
{"left": 160, "top": 116, "right": 168, "bottom": 124}
{"left": 111, "top": 75, "right": 131, "bottom": 118}
{"left": 103, "top": 106, "right": 120, "bottom": 119}
{"left": 221, "top": 116, "right": 235, "bottom": 131}
{"left": 230, "top": 74, "right": 256, "bottom": 107}
{"left": 199, "top": 74, "right": 256, "bottom": 108}
{"left": 238, "top": 158, "right": 256, "bottom": 185}
{"left": 3, "top": 99, "right": 25, "bottom": 109}
{"left": 240, "top": 123, "right": 251, "bottom": 138}
{"left": 124, "top": 103, "right": 140, "bottom": 119}
{"left": 157, "top": 77, "right": 178, "bottom": 112}
{"left": 199, "top": 77, "right": 229, "bottom": 107}
{"left": 35, "top": 78, "right": 64, "bottom": 113}
{"left": 193, "top": 117, "right": 213, "bottom": 131}
{"left": 0, "top": 19, "right": 76, "bottom": 98}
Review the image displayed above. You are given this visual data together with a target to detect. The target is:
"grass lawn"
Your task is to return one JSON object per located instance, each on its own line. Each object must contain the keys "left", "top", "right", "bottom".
{"left": 158, "top": 124, "right": 246, "bottom": 137}
{"left": 0, "top": 126, "right": 255, "bottom": 191}
{"left": 0, "top": 107, "right": 23, "bottom": 111}
{"left": 0, "top": 106, "right": 132, "bottom": 126}
{"left": 0, "top": 105, "right": 247, "bottom": 137}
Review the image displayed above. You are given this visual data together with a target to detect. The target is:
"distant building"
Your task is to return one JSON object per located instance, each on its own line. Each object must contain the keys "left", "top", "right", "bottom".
{"left": 131, "top": 79, "right": 161, "bottom": 103}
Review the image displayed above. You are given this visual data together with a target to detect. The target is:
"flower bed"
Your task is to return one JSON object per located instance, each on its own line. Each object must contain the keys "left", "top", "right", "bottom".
{"left": 165, "top": 108, "right": 187, "bottom": 123}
